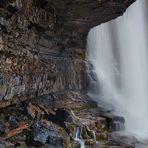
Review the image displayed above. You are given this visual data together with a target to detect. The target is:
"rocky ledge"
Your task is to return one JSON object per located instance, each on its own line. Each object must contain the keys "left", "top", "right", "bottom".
{"left": 0, "top": 92, "right": 139, "bottom": 147}
{"left": 0, "top": 0, "right": 135, "bottom": 147}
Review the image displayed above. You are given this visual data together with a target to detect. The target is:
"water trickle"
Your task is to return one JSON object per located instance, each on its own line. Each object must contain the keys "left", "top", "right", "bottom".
{"left": 87, "top": 0, "right": 148, "bottom": 139}
{"left": 75, "top": 127, "right": 85, "bottom": 148}
{"left": 92, "top": 131, "right": 98, "bottom": 143}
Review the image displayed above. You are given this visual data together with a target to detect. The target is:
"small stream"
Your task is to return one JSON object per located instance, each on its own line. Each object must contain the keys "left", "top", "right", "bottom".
{"left": 75, "top": 127, "right": 85, "bottom": 148}
{"left": 75, "top": 127, "right": 98, "bottom": 147}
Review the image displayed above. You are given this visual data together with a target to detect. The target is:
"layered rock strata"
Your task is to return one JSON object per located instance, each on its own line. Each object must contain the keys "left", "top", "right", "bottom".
{"left": 0, "top": 0, "right": 135, "bottom": 106}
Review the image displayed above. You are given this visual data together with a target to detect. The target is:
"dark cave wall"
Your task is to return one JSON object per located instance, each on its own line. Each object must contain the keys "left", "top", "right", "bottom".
{"left": 0, "top": 0, "right": 135, "bottom": 107}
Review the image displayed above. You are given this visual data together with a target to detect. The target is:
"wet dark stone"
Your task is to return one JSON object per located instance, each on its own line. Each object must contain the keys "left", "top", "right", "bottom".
{"left": 31, "top": 95, "right": 55, "bottom": 108}
{"left": 110, "top": 116, "right": 125, "bottom": 132}
{"left": 9, "top": 115, "right": 20, "bottom": 128}
{"left": 87, "top": 69, "right": 102, "bottom": 94}
{"left": 87, "top": 100, "right": 98, "bottom": 108}
{"left": 55, "top": 108, "right": 73, "bottom": 123}
{"left": 0, "top": 0, "right": 7, "bottom": 8}
{"left": 0, "top": 75, "right": 4, "bottom": 85}
{"left": 47, "top": 131, "right": 63, "bottom": 147}
{"left": 7, "top": 5, "right": 18, "bottom": 13}
{"left": 0, "top": 121, "right": 5, "bottom": 134}
{"left": 0, "top": 144, "right": 4, "bottom": 148}
{"left": 108, "top": 132, "right": 137, "bottom": 147}
{"left": 29, "top": 23, "right": 49, "bottom": 33}
{"left": 113, "top": 116, "right": 125, "bottom": 123}
{"left": 33, "top": 0, "right": 48, "bottom": 8}
{"left": 27, "top": 122, "right": 63, "bottom": 147}
{"left": 89, "top": 71, "right": 98, "bottom": 82}
{"left": 45, "top": 144, "right": 62, "bottom": 148}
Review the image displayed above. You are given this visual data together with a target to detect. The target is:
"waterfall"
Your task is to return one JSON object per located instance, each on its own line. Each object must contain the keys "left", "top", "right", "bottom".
{"left": 87, "top": 0, "right": 148, "bottom": 139}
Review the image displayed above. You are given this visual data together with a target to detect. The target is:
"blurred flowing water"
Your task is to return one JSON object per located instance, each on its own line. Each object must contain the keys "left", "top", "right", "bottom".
{"left": 75, "top": 127, "right": 85, "bottom": 148}
{"left": 87, "top": 0, "right": 148, "bottom": 139}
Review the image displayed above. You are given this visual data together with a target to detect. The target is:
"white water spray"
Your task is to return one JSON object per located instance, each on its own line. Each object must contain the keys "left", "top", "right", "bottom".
{"left": 87, "top": 0, "right": 148, "bottom": 139}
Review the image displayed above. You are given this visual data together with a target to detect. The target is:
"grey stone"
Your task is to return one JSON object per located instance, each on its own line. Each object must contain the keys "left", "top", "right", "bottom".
{"left": 108, "top": 132, "right": 137, "bottom": 147}
{"left": 0, "top": 87, "right": 6, "bottom": 100}
{"left": 0, "top": 144, "right": 4, "bottom": 148}
{"left": 110, "top": 116, "right": 125, "bottom": 132}
{"left": 0, "top": 121, "right": 5, "bottom": 134}
{"left": 9, "top": 115, "right": 20, "bottom": 128}
{"left": 30, "top": 122, "right": 63, "bottom": 147}
{"left": 0, "top": 75, "right": 4, "bottom": 85}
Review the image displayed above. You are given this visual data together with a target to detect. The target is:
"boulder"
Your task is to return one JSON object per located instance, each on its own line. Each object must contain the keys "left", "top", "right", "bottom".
{"left": 28, "top": 122, "right": 63, "bottom": 147}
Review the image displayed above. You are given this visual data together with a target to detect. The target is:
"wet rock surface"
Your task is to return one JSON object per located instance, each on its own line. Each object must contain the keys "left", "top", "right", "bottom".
{"left": 110, "top": 116, "right": 125, "bottom": 132}
{"left": 0, "top": 92, "right": 138, "bottom": 147}
{"left": 9, "top": 115, "right": 20, "bottom": 128}
{"left": 0, "top": 122, "right": 5, "bottom": 134}
{"left": 27, "top": 121, "right": 63, "bottom": 147}
{"left": 108, "top": 132, "right": 138, "bottom": 147}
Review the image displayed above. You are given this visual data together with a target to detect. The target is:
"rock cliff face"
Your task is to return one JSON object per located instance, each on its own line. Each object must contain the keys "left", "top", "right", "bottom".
{"left": 0, "top": 0, "right": 135, "bottom": 107}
